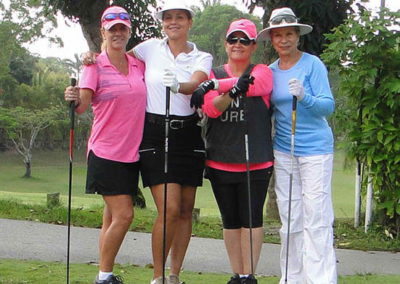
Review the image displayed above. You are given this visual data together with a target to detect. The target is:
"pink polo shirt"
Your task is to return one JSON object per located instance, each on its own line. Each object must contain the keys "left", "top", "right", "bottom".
{"left": 79, "top": 50, "right": 146, "bottom": 163}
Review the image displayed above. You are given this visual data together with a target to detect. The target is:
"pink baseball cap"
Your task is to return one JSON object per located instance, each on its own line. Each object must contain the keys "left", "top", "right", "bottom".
{"left": 101, "top": 6, "right": 131, "bottom": 30}
{"left": 226, "top": 18, "right": 257, "bottom": 40}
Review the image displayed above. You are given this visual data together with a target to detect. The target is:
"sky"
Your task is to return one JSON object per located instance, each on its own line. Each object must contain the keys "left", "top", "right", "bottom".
{"left": 24, "top": 0, "right": 400, "bottom": 61}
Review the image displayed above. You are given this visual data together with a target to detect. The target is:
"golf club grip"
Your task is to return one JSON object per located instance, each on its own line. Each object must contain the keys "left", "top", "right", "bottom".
{"left": 291, "top": 96, "right": 297, "bottom": 135}
{"left": 166, "top": 87, "right": 171, "bottom": 116}
{"left": 70, "top": 78, "right": 77, "bottom": 130}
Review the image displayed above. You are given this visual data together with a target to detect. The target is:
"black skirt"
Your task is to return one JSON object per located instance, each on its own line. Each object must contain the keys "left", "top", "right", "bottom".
{"left": 139, "top": 113, "right": 205, "bottom": 188}
{"left": 86, "top": 150, "right": 139, "bottom": 196}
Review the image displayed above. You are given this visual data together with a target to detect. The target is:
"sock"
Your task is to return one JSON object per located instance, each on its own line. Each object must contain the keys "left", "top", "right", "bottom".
{"left": 98, "top": 271, "right": 113, "bottom": 281}
{"left": 240, "top": 274, "right": 249, "bottom": 278}
{"left": 151, "top": 277, "right": 162, "bottom": 284}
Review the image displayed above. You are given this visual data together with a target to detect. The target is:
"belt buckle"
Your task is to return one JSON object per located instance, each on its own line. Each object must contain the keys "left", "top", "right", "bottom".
{"left": 170, "top": 119, "right": 184, "bottom": 130}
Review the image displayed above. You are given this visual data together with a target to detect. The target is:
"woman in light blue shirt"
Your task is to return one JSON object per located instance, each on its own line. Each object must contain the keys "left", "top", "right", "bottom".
{"left": 257, "top": 7, "right": 337, "bottom": 284}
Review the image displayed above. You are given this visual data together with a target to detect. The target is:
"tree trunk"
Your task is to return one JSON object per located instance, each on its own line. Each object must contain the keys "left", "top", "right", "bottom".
{"left": 266, "top": 174, "right": 280, "bottom": 221}
{"left": 78, "top": 2, "right": 108, "bottom": 53}
{"left": 80, "top": 19, "right": 102, "bottom": 52}
{"left": 24, "top": 161, "right": 31, "bottom": 178}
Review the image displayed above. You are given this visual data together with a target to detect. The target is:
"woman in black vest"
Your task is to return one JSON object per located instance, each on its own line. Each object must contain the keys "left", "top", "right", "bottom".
{"left": 191, "top": 19, "right": 274, "bottom": 284}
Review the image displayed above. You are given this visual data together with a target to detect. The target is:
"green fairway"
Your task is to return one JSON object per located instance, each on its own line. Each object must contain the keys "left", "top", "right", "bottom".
{"left": 0, "top": 148, "right": 355, "bottom": 218}
{"left": 0, "top": 258, "right": 399, "bottom": 284}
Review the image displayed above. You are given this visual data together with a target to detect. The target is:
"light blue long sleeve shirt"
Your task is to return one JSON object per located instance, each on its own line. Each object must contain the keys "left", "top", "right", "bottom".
{"left": 270, "top": 52, "right": 334, "bottom": 156}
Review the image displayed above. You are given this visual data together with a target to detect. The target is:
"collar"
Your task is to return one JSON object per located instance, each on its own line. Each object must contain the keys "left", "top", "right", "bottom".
{"left": 98, "top": 49, "right": 138, "bottom": 67}
{"left": 160, "top": 37, "right": 198, "bottom": 57}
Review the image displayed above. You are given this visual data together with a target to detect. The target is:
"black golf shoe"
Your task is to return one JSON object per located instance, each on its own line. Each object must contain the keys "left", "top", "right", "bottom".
{"left": 240, "top": 274, "right": 258, "bottom": 284}
{"left": 227, "top": 274, "right": 241, "bottom": 284}
{"left": 93, "top": 274, "right": 124, "bottom": 284}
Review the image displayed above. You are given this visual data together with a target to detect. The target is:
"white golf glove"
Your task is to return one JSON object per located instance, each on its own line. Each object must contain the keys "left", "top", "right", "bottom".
{"left": 288, "top": 78, "right": 305, "bottom": 101}
{"left": 163, "top": 69, "right": 180, "bottom": 93}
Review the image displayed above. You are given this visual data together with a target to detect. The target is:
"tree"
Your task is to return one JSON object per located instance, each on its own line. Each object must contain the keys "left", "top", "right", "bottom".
{"left": 62, "top": 53, "right": 82, "bottom": 81}
{"left": 42, "top": 0, "right": 161, "bottom": 52}
{"left": 189, "top": 4, "right": 264, "bottom": 66}
{"left": 9, "top": 52, "right": 37, "bottom": 86}
{"left": 322, "top": 6, "right": 400, "bottom": 234}
{"left": 243, "top": 0, "right": 354, "bottom": 62}
{"left": 1, "top": 0, "right": 61, "bottom": 45}
{"left": 0, "top": 21, "right": 22, "bottom": 107}
{"left": 0, "top": 106, "right": 63, "bottom": 177}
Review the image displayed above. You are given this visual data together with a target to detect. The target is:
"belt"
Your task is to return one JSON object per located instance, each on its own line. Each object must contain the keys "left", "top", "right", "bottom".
{"left": 145, "top": 113, "right": 199, "bottom": 130}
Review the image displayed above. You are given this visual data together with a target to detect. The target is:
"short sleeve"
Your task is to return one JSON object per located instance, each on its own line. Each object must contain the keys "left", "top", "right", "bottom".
{"left": 132, "top": 38, "right": 156, "bottom": 62}
{"left": 79, "top": 64, "right": 98, "bottom": 93}
{"left": 193, "top": 52, "right": 213, "bottom": 76}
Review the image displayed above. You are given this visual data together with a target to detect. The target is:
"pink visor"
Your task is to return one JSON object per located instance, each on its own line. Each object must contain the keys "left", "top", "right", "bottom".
{"left": 101, "top": 6, "right": 131, "bottom": 30}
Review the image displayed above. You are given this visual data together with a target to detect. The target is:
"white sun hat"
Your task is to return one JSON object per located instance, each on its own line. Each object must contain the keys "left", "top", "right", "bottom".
{"left": 155, "top": 1, "right": 195, "bottom": 21}
{"left": 257, "top": 7, "right": 313, "bottom": 41}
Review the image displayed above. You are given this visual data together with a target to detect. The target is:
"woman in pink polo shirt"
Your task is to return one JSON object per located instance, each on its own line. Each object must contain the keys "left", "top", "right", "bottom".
{"left": 64, "top": 6, "right": 146, "bottom": 284}
{"left": 191, "top": 19, "right": 274, "bottom": 284}
{"left": 81, "top": 3, "right": 212, "bottom": 283}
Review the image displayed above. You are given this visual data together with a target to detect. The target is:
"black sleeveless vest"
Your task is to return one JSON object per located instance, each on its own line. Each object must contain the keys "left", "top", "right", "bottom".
{"left": 205, "top": 65, "right": 273, "bottom": 164}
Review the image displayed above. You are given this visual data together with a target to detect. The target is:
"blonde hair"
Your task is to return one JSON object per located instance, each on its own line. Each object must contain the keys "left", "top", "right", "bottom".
{"left": 100, "top": 27, "right": 106, "bottom": 51}
{"left": 101, "top": 40, "right": 107, "bottom": 51}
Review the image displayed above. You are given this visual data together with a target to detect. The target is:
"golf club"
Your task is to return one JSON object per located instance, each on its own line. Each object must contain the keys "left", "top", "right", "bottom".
{"left": 67, "top": 77, "right": 77, "bottom": 284}
{"left": 162, "top": 86, "right": 171, "bottom": 284}
{"left": 242, "top": 92, "right": 255, "bottom": 277}
{"left": 284, "top": 95, "right": 297, "bottom": 283}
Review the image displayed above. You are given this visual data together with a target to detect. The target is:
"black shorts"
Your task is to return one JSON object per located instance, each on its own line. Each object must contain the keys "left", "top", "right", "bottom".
{"left": 139, "top": 113, "right": 205, "bottom": 188}
{"left": 206, "top": 166, "right": 273, "bottom": 229}
{"left": 86, "top": 150, "right": 139, "bottom": 196}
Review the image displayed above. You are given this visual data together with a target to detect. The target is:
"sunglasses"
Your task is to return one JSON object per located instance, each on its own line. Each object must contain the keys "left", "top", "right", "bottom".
{"left": 269, "top": 15, "right": 298, "bottom": 25}
{"left": 226, "top": 37, "right": 254, "bottom": 46}
{"left": 102, "top": 12, "right": 131, "bottom": 21}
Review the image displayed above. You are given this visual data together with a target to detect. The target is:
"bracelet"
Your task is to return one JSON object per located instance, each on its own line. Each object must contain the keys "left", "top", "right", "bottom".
{"left": 211, "top": 78, "right": 219, "bottom": 90}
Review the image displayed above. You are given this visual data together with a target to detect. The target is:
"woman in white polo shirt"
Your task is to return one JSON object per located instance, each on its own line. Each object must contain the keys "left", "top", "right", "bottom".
{"left": 133, "top": 2, "right": 212, "bottom": 284}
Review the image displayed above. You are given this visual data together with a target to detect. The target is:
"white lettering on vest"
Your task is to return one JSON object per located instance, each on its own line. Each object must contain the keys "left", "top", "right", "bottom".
{"left": 220, "top": 109, "right": 245, "bottom": 122}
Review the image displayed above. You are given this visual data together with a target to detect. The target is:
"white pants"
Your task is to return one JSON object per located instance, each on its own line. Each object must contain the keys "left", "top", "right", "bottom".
{"left": 274, "top": 150, "right": 337, "bottom": 284}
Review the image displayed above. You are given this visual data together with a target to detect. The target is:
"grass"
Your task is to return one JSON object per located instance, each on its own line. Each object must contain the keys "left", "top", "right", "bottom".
{"left": 0, "top": 148, "right": 357, "bottom": 218}
{"left": 0, "top": 149, "right": 220, "bottom": 215}
{"left": 1, "top": 259, "right": 400, "bottom": 284}
{"left": 0, "top": 259, "right": 261, "bottom": 284}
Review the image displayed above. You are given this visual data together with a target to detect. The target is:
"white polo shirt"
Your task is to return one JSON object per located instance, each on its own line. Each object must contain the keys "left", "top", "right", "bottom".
{"left": 133, "top": 38, "right": 213, "bottom": 116}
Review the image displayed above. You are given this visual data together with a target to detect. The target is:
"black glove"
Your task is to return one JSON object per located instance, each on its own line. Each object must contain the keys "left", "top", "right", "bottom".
{"left": 190, "top": 79, "right": 216, "bottom": 109}
{"left": 228, "top": 74, "right": 255, "bottom": 99}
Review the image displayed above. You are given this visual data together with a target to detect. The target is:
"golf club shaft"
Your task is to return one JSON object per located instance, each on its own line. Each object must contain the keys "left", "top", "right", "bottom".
{"left": 284, "top": 95, "right": 297, "bottom": 283}
{"left": 242, "top": 95, "right": 254, "bottom": 276}
{"left": 162, "top": 87, "right": 171, "bottom": 284}
{"left": 67, "top": 77, "right": 77, "bottom": 284}
{"left": 244, "top": 133, "right": 254, "bottom": 275}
